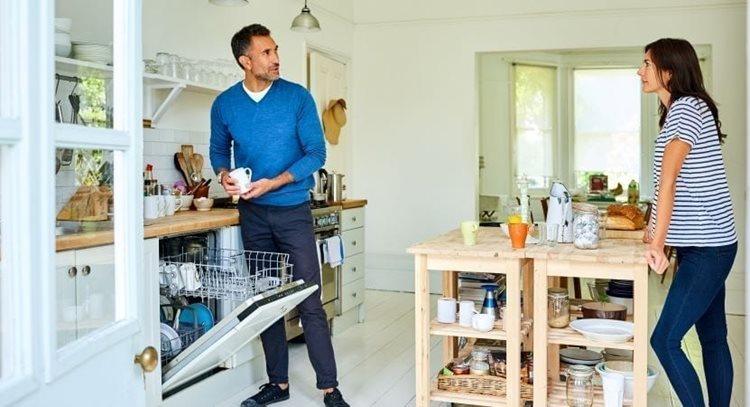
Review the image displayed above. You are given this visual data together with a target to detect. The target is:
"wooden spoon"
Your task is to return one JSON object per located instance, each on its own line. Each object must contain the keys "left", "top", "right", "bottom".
{"left": 181, "top": 145, "right": 199, "bottom": 184}
{"left": 191, "top": 153, "right": 204, "bottom": 180}
{"left": 175, "top": 152, "right": 193, "bottom": 187}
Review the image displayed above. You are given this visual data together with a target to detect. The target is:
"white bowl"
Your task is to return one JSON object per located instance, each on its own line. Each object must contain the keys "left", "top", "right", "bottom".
{"left": 595, "top": 361, "right": 659, "bottom": 401}
{"left": 179, "top": 195, "right": 193, "bottom": 211}
{"left": 193, "top": 197, "right": 214, "bottom": 211}
{"left": 55, "top": 17, "right": 73, "bottom": 33}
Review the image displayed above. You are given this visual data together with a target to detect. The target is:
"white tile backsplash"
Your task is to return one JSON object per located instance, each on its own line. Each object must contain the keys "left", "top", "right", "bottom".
{"left": 143, "top": 128, "right": 226, "bottom": 198}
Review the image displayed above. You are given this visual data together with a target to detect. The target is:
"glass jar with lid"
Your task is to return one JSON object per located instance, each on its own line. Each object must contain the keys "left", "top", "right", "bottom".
{"left": 469, "top": 348, "right": 490, "bottom": 375}
{"left": 573, "top": 203, "right": 599, "bottom": 249}
{"left": 547, "top": 287, "right": 570, "bottom": 328}
{"left": 566, "top": 365, "right": 594, "bottom": 407}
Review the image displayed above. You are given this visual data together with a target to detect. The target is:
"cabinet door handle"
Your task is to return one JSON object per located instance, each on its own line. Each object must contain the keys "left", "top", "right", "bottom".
{"left": 81, "top": 265, "right": 91, "bottom": 276}
{"left": 351, "top": 266, "right": 357, "bottom": 272}
{"left": 68, "top": 266, "right": 77, "bottom": 278}
{"left": 351, "top": 241, "right": 357, "bottom": 246}
{"left": 351, "top": 216, "right": 357, "bottom": 222}
{"left": 352, "top": 292, "right": 357, "bottom": 298}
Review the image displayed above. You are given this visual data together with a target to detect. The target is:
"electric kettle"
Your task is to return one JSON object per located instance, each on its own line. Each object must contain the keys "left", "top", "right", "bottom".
{"left": 546, "top": 181, "right": 574, "bottom": 243}
{"left": 311, "top": 169, "right": 328, "bottom": 201}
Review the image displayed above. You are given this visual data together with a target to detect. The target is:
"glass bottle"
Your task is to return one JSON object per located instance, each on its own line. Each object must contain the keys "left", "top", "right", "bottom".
{"left": 573, "top": 203, "right": 599, "bottom": 249}
{"left": 547, "top": 287, "right": 570, "bottom": 328}
{"left": 566, "top": 365, "right": 594, "bottom": 407}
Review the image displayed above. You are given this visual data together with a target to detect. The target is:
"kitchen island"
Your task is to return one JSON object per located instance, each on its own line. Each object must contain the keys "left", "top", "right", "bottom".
{"left": 407, "top": 227, "right": 649, "bottom": 407}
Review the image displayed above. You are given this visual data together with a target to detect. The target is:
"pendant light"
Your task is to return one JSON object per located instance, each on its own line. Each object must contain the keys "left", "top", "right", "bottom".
{"left": 209, "top": 0, "right": 248, "bottom": 6}
{"left": 290, "top": 0, "right": 321, "bottom": 32}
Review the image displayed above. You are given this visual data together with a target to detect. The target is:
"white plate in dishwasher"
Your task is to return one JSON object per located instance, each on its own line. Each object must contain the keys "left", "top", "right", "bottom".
{"left": 161, "top": 280, "right": 318, "bottom": 394}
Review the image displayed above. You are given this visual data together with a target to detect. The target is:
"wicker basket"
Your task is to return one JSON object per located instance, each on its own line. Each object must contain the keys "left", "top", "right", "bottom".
{"left": 437, "top": 364, "right": 534, "bottom": 399}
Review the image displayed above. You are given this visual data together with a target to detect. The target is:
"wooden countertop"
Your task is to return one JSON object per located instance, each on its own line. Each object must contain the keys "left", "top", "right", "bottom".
{"left": 56, "top": 209, "right": 240, "bottom": 251}
{"left": 334, "top": 198, "right": 368, "bottom": 209}
{"left": 55, "top": 200, "right": 367, "bottom": 252}
{"left": 407, "top": 227, "right": 647, "bottom": 264}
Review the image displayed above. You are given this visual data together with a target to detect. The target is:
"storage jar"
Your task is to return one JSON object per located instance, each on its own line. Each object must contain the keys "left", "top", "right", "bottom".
{"left": 566, "top": 365, "right": 594, "bottom": 407}
{"left": 547, "top": 287, "right": 570, "bottom": 328}
{"left": 573, "top": 203, "right": 599, "bottom": 249}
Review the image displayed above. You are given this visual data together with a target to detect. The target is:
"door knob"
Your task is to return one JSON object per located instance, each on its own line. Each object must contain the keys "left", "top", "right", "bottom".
{"left": 134, "top": 346, "right": 159, "bottom": 373}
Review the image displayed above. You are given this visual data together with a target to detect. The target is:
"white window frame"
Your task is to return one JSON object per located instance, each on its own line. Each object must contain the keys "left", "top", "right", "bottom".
{"left": 498, "top": 48, "right": 707, "bottom": 200}
{"left": 0, "top": 0, "right": 41, "bottom": 404}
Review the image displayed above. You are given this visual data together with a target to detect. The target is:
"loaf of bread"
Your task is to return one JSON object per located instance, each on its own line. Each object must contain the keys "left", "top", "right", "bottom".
{"left": 606, "top": 204, "right": 645, "bottom": 230}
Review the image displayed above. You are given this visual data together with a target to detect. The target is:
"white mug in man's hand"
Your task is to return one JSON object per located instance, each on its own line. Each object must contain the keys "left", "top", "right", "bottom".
{"left": 229, "top": 167, "right": 252, "bottom": 194}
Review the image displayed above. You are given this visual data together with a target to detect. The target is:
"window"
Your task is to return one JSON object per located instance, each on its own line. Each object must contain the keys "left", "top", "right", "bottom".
{"left": 573, "top": 69, "right": 641, "bottom": 192}
{"left": 513, "top": 64, "right": 556, "bottom": 190}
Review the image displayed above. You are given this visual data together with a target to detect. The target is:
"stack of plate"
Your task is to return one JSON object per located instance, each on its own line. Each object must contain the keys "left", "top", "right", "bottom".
{"left": 607, "top": 279, "right": 633, "bottom": 298}
{"left": 54, "top": 18, "right": 72, "bottom": 57}
{"left": 72, "top": 41, "right": 113, "bottom": 65}
{"left": 560, "top": 347, "right": 603, "bottom": 366}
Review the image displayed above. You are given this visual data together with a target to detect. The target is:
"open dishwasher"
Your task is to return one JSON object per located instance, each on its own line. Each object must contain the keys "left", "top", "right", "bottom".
{"left": 150, "top": 227, "right": 318, "bottom": 404}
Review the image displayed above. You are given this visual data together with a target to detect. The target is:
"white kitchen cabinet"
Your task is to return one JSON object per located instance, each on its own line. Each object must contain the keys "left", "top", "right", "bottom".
{"left": 334, "top": 206, "right": 366, "bottom": 334}
{"left": 55, "top": 244, "right": 115, "bottom": 348}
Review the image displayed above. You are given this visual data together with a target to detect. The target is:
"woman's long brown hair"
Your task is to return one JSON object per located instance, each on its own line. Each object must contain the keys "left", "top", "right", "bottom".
{"left": 645, "top": 38, "right": 726, "bottom": 143}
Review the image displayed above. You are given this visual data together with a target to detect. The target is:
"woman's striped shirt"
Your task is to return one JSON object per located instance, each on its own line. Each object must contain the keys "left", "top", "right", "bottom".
{"left": 650, "top": 96, "right": 737, "bottom": 246}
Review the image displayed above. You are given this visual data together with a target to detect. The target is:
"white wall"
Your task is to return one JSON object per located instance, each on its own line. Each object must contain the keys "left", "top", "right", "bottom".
{"left": 354, "top": 3, "right": 747, "bottom": 310}
{"left": 141, "top": 0, "right": 354, "bottom": 132}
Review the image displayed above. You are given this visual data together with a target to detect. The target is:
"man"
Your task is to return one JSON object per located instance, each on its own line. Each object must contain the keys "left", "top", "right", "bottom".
{"left": 209, "top": 24, "right": 350, "bottom": 407}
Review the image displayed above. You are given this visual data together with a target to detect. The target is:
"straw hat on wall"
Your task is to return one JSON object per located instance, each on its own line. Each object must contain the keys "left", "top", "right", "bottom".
{"left": 322, "top": 98, "right": 347, "bottom": 145}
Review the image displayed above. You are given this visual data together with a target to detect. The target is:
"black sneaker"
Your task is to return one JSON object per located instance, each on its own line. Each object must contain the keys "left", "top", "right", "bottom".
{"left": 240, "top": 383, "right": 290, "bottom": 407}
{"left": 323, "top": 388, "right": 350, "bottom": 407}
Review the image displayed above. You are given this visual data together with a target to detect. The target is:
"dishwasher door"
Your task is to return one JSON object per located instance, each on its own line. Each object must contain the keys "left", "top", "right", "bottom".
{"left": 161, "top": 280, "right": 317, "bottom": 394}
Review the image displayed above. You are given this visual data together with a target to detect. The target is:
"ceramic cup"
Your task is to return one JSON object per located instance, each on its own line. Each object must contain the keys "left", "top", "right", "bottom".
{"left": 165, "top": 195, "right": 183, "bottom": 216}
{"left": 458, "top": 300, "right": 477, "bottom": 327}
{"left": 157, "top": 195, "right": 167, "bottom": 217}
{"left": 461, "top": 221, "right": 479, "bottom": 245}
{"left": 601, "top": 370, "right": 625, "bottom": 407}
{"left": 436, "top": 297, "right": 457, "bottom": 324}
{"left": 472, "top": 313, "right": 495, "bottom": 332}
{"left": 229, "top": 167, "right": 253, "bottom": 194}
{"left": 180, "top": 263, "right": 202, "bottom": 291}
{"left": 508, "top": 222, "right": 529, "bottom": 249}
{"left": 180, "top": 194, "right": 193, "bottom": 211}
{"left": 144, "top": 196, "right": 162, "bottom": 219}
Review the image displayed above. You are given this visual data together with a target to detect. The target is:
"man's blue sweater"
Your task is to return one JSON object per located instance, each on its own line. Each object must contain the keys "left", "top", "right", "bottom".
{"left": 209, "top": 79, "right": 326, "bottom": 206}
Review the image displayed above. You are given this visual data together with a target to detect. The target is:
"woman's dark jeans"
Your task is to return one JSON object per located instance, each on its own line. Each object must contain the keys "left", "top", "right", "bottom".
{"left": 239, "top": 201, "right": 339, "bottom": 390}
{"left": 650, "top": 242, "right": 737, "bottom": 407}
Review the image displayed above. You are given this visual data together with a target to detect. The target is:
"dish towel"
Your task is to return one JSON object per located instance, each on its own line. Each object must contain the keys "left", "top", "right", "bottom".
{"left": 322, "top": 235, "right": 345, "bottom": 267}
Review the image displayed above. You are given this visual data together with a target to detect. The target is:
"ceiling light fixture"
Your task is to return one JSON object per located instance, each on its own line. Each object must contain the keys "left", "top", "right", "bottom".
{"left": 209, "top": 0, "right": 248, "bottom": 6}
{"left": 290, "top": 0, "right": 321, "bottom": 32}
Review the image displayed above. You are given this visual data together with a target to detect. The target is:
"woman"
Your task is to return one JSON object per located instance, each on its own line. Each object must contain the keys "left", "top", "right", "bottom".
{"left": 639, "top": 38, "right": 737, "bottom": 407}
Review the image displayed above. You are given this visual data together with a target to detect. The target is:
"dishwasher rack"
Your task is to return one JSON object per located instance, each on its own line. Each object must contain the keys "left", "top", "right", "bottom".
{"left": 159, "top": 248, "right": 294, "bottom": 301}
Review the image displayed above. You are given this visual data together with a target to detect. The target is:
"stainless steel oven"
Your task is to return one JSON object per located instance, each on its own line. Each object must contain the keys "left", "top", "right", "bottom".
{"left": 284, "top": 204, "right": 342, "bottom": 340}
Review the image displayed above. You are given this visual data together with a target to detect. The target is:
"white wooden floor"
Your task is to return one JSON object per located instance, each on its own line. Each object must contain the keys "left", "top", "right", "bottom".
{"left": 222, "top": 270, "right": 745, "bottom": 406}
